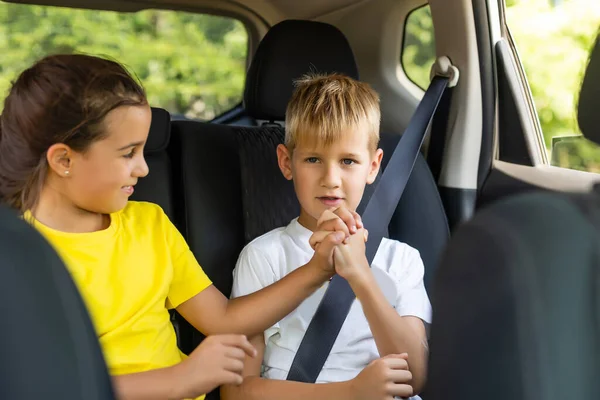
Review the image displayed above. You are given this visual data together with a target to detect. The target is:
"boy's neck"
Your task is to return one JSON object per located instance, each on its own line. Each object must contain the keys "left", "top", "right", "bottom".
{"left": 297, "top": 209, "right": 318, "bottom": 232}
{"left": 34, "top": 186, "right": 110, "bottom": 233}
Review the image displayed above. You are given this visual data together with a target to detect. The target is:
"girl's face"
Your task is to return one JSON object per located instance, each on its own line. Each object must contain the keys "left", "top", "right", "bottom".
{"left": 48, "top": 105, "right": 151, "bottom": 215}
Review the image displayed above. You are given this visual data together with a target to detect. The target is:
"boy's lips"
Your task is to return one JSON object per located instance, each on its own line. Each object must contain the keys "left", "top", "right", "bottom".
{"left": 318, "top": 196, "right": 343, "bottom": 207}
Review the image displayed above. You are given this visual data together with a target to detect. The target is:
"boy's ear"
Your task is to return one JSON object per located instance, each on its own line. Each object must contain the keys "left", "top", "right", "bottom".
{"left": 46, "top": 143, "right": 73, "bottom": 177}
{"left": 366, "top": 148, "right": 384, "bottom": 185}
{"left": 276, "top": 144, "right": 293, "bottom": 180}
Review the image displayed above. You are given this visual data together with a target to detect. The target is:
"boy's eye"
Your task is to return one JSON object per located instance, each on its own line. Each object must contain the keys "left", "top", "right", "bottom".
{"left": 123, "top": 148, "right": 136, "bottom": 159}
{"left": 342, "top": 158, "right": 356, "bottom": 165}
{"left": 305, "top": 157, "right": 319, "bottom": 163}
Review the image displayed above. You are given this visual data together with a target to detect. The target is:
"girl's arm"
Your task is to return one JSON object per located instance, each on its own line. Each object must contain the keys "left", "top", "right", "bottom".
{"left": 112, "top": 366, "right": 183, "bottom": 400}
{"left": 113, "top": 334, "right": 256, "bottom": 400}
{"left": 176, "top": 230, "right": 344, "bottom": 337}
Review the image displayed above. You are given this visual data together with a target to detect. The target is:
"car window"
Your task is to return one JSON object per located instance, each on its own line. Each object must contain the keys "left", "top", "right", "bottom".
{"left": 506, "top": 0, "right": 600, "bottom": 173}
{"left": 0, "top": 3, "right": 248, "bottom": 121}
{"left": 401, "top": 4, "right": 436, "bottom": 90}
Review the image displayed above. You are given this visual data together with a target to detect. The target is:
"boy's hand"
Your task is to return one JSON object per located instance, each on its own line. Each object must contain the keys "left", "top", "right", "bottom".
{"left": 309, "top": 208, "right": 367, "bottom": 251}
{"left": 307, "top": 207, "right": 364, "bottom": 277}
{"left": 316, "top": 208, "right": 364, "bottom": 241}
{"left": 172, "top": 334, "right": 256, "bottom": 399}
{"left": 350, "top": 353, "right": 413, "bottom": 400}
{"left": 308, "top": 230, "right": 347, "bottom": 277}
{"left": 332, "top": 226, "right": 371, "bottom": 284}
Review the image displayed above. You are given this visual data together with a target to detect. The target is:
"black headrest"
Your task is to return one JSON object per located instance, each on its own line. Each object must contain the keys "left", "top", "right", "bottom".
{"left": 243, "top": 19, "right": 359, "bottom": 121}
{"left": 0, "top": 205, "right": 115, "bottom": 399}
{"left": 578, "top": 30, "right": 600, "bottom": 145}
{"left": 146, "top": 107, "right": 171, "bottom": 154}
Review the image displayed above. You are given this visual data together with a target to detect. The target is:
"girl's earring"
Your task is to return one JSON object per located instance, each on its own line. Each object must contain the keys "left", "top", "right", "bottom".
{"left": 64, "top": 170, "right": 70, "bottom": 176}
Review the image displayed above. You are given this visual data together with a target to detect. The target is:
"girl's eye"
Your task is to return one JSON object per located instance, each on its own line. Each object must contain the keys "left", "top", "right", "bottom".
{"left": 342, "top": 159, "right": 356, "bottom": 165}
{"left": 124, "top": 148, "right": 136, "bottom": 159}
{"left": 305, "top": 157, "right": 319, "bottom": 163}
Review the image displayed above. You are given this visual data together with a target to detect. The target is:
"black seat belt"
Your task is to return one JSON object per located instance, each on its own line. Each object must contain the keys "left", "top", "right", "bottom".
{"left": 286, "top": 75, "right": 451, "bottom": 383}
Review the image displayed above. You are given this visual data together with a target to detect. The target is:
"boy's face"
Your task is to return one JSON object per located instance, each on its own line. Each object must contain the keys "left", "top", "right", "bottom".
{"left": 277, "top": 126, "right": 383, "bottom": 231}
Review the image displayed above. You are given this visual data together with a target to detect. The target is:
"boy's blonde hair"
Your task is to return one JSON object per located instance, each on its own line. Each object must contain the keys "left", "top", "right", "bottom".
{"left": 285, "top": 73, "right": 381, "bottom": 152}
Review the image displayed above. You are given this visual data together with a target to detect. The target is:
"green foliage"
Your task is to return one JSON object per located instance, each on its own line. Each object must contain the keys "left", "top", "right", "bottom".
{"left": 402, "top": 6, "right": 435, "bottom": 89}
{"left": 506, "top": 0, "right": 600, "bottom": 172}
{"left": 0, "top": 3, "right": 248, "bottom": 120}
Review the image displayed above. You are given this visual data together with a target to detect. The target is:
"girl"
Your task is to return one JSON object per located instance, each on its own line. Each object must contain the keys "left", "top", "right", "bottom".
{"left": 0, "top": 54, "right": 360, "bottom": 400}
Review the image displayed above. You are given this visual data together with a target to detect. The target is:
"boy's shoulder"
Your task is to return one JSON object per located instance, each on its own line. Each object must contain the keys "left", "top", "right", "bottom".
{"left": 379, "top": 237, "right": 420, "bottom": 256}
{"left": 241, "top": 224, "right": 289, "bottom": 258}
{"left": 376, "top": 237, "right": 423, "bottom": 272}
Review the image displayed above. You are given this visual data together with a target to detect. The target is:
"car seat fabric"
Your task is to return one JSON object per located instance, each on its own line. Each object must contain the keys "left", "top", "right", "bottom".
{"left": 0, "top": 205, "right": 115, "bottom": 400}
{"left": 428, "top": 191, "right": 600, "bottom": 400}
{"left": 243, "top": 19, "right": 359, "bottom": 122}
{"left": 236, "top": 126, "right": 299, "bottom": 244}
{"left": 131, "top": 107, "right": 176, "bottom": 220}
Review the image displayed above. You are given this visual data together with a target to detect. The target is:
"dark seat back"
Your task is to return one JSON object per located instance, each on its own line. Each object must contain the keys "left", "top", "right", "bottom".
{"left": 131, "top": 107, "right": 176, "bottom": 221}
{"left": 427, "top": 31, "right": 600, "bottom": 400}
{"left": 0, "top": 205, "right": 114, "bottom": 400}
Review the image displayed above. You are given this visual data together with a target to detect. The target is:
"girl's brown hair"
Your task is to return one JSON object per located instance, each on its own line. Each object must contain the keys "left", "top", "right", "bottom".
{"left": 0, "top": 54, "right": 147, "bottom": 212}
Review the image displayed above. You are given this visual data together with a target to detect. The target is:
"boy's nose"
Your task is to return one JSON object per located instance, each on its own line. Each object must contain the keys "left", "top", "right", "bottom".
{"left": 321, "top": 165, "right": 341, "bottom": 188}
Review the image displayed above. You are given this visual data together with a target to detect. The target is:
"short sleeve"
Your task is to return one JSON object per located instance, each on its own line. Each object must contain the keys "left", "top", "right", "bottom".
{"left": 388, "top": 244, "right": 432, "bottom": 324}
{"left": 161, "top": 212, "right": 212, "bottom": 309}
{"left": 231, "top": 244, "right": 280, "bottom": 341}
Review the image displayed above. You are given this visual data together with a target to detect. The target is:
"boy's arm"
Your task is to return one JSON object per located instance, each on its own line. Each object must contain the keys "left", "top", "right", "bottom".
{"left": 220, "top": 335, "right": 354, "bottom": 400}
{"left": 333, "top": 235, "right": 429, "bottom": 394}
{"left": 221, "top": 335, "right": 414, "bottom": 400}
{"left": 348, "top": 272, "right": 428, "bottom": 394}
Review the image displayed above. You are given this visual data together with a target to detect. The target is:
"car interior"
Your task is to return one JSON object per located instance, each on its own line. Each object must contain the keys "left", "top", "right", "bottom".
{"left": 1, "top": 0, "right": 599, "bottom": 399}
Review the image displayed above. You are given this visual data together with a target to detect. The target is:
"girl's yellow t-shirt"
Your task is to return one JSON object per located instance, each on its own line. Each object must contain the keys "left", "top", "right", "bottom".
{"left": 26, "top": 201, "right": 211, "bottom": 399}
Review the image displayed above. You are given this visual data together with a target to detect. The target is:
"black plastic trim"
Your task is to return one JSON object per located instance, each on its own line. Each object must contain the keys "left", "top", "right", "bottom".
{"left": 478, "top": 168, "right": 550, "bottom": 210}
{"left": 495, "top": 40, "right": 535, "bottom": 166}
{"left": 472, "top": 0, "right": 496, "bottom": 190}
{"left": 438, "top": 186, "right": 477, "bottom": 230}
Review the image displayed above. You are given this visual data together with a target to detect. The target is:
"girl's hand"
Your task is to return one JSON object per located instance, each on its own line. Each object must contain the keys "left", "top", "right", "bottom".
{"left": 173, "top": 334, "right": 256, "bottom": 399}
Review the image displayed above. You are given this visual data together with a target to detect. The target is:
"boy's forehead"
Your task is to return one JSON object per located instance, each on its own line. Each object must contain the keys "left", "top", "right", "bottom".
{"left": 294, "top": 126, "right": 371, "bottom": 153}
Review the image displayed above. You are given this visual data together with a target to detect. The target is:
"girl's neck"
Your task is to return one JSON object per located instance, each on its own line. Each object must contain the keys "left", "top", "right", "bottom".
{"left": 34, "top": 186, "right": 110, "bottom": 233}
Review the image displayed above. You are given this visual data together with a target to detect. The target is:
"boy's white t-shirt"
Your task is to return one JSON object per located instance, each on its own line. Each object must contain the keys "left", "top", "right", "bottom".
{"left": 231, "top": 218, "right": 432, "bottom": 386}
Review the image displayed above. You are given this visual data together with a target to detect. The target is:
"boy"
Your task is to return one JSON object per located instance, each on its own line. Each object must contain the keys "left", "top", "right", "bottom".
{"left": 223, "top": 74, "right": 431, "bottom": 400}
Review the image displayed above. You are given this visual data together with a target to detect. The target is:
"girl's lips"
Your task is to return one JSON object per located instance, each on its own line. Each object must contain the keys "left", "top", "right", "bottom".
{"left": 122, "top": 186, "right": 134, "bottom": 195}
